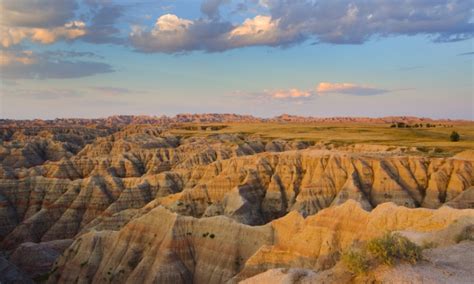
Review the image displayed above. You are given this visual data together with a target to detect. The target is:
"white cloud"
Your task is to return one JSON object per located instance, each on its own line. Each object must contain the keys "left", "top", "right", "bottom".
{"left": 131, "top": 0, "right": 473, "bottom": 53}
{"left": 153, "top": 14, "right": 193, "bottom": 33}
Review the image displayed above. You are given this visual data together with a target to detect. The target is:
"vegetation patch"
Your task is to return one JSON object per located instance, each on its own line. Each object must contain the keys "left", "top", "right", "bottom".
{"left": 342, "top": 233, "right": 423, "bottom": 275}
{"left": 367, "top": 233, "right": 422, "bottom": 265}
{"left": 341, "top": 248, "right": 370, "bottom": 274}
{"left": 450, "top": 131, "right": 460, "bottom": 142}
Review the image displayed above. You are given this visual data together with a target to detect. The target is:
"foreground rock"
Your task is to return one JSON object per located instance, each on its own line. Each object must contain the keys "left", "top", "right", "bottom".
{"left": 243, "top": 241, "right": 474, "bottom": 284}
{"left": 49, "top": 201, "right": 474, "bottom": 283}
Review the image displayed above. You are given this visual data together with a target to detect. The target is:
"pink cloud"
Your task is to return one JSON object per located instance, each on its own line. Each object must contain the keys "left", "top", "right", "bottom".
{"left": 271, "top": 88, "right": 312, "bottom": 99}
{"left": 316, "top": 82, "right": 389, "bottom": 96}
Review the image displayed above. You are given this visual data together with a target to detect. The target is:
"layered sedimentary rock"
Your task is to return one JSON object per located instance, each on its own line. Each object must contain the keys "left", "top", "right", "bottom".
{"left": 1, "top": 126, "right": 473, "bottom": 249}
{"left": 50, "top": 201, "right": 474, "bottom": 284}
{"left": 10, "top": 239, "right": 73, "bottom": 279}
{"left": 0, "top": 123, "right": 473, "bottom": 283}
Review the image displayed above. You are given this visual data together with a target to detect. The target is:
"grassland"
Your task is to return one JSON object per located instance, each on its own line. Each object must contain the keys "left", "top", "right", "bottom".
{"left": 169, "top": 122, "right": 474, "bottom": 156}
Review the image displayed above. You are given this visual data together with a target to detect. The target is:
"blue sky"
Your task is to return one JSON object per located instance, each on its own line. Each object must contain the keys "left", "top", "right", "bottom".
{"left": 0, "top": 0, "right": 472, "bottom": 119}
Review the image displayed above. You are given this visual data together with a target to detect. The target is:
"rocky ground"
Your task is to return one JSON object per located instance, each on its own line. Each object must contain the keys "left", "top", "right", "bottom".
{"left": 0, "top": 120, "right": 473, "bottom": 283}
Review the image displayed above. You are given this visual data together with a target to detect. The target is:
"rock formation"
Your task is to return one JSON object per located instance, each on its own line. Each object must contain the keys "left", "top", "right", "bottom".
{"left": 0, "top": 121, "right": 473, "bottom": 283}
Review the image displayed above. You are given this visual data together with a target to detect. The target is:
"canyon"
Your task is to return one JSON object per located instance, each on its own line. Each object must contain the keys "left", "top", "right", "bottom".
{"left": 0, "top": 117, "right": 473, "bottom": 283}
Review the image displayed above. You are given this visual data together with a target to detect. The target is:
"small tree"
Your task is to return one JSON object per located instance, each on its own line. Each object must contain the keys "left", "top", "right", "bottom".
{"left": 450, "top": 131, "right": 460, "bottom": 142}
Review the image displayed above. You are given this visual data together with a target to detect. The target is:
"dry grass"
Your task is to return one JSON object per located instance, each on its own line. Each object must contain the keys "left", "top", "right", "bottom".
{"left": 168, "top": 122, "right": 474, "bottom": 156}
{"left": 342, "top": 233, "right": 423, "bottom": 275}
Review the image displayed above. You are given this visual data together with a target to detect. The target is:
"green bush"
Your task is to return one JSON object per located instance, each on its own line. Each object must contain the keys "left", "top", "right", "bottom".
{"left": 342, "top": 249, "right": 370, "bottom": 274}
{"left": 450, "top": 131, "right": 460, "bottom": 142}
{"left": 367, "top": 233, "right": 422, "bottom": 266}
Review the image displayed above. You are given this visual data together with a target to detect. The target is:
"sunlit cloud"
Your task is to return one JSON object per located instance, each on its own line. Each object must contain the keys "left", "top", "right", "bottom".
{"left": 130, "top": 0, "right": 473, "bottom": 53}
{"left": 316, "top": 82, "right": 390, "bottom": 96}
{"left": 270, "top": 89, "right": 313, "bottom": 99}
{"left": 0, "top": 21, "right": 86, "bottom": 48}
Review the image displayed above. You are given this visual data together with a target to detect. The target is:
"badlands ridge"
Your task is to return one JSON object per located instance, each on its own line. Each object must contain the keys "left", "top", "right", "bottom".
{"left": 0, "top": 117, "right": 473, "bottom": 283}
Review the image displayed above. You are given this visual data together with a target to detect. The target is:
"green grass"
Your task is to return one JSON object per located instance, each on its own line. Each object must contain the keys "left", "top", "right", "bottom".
{"left": 168, "top": 122, "right": 474, "bottom": 156}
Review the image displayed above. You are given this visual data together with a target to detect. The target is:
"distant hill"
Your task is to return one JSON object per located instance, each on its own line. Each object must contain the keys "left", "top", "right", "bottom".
{"left": 0, "top": 113, "right": 471, "bottom": 127}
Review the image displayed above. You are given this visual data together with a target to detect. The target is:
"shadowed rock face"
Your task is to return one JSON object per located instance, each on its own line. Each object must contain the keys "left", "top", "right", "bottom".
{"left": 0, "top": 123, "right": 473, "bottom": 283}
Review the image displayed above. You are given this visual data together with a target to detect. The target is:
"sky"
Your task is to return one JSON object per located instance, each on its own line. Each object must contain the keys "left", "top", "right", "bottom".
{"left": 0, "top": 0, "right": 473, "bottom": 120}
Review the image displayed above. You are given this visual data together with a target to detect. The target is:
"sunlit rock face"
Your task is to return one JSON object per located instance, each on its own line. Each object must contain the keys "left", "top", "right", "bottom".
{"left": 0, "top": 122, "right": 473, "bottom": 283}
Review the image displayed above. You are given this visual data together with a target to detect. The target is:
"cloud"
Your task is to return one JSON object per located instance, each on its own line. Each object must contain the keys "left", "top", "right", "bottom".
{"left": 81, "top": 1, "right": 125, "bottom": 44}
{"left": 130, "top": 14, "right": 232, "bottom": 53}
{"left": 130, "top": 0, "right": 473, "bottom": 53}
{"left": 201, "top": 0, "right": 231, "bottom": 19}
{"left": 458, "top": 51, "right": 474, "bottom": 56}
{"left": 0, "top": 21, "right": 86, "bottom": 47}
{"left": 270, "top": 88, "right": 312, "bottom": 99}
{"left": 232, "top": 81, "right": 392, "bottom": 104}
{"left": 42, "top": 50, "right": 104, "bottom": 59}
{"left": 0, "top": 0, "right": 125, "bottom": 47}
{"left": 316, "top": 82, "right": 390, "bottom": 96}
{"left": 0, "top": 50, "right": 36, "bottom": 66}
{"left": 0, "top": 0, "right": 77, "bottom": 28}
{"left": 229, "top": 88, "right": 315, "bottom": 105}
{"left": 1, "top": 49, "right": 113, "bottom": 79}
{"left": 130, "top": 13, "right": 301, "bottom": 53}
{"left": 268, "top": 0, "right": 473, "bottom": 44}
{"left": 0, "top": 0, "right": 88, "bottom": 47}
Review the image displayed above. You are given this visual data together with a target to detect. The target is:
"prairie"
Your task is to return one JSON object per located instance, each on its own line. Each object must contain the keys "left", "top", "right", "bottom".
{"left": 170, "top": 122, "right": 474, "bottom": 156}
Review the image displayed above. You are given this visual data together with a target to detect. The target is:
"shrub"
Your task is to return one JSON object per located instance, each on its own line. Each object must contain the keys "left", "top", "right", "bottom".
{"left": 421, "top": 241, "right": 438, "bottom": 249}
{"left": 342, "top": 249, "right": 370, "bottom": 274}
{"left": 450, "top": 131, "right": 460, "bottom": 142}
{"left": 367, "top": 233, "right": 422, "bottom": 266}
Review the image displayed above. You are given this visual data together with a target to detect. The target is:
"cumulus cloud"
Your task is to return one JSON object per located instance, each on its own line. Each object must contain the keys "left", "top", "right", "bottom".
{"left": 1, "top": 49, "right": 113, "bottom": 79}
{"left": 316, "top": 82, "right": 390, "bottom": 96}
{"left": 130, "top": 13, "right": 301, "bottom": 53}
{"left": 227, "top": 15, "right": 300, "bottom": 47}
{"left": 130, "top": 0, "right": 473, "bottom": 53}
{"left": 130, "top": 14, "right": 232, "bottom": 53}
